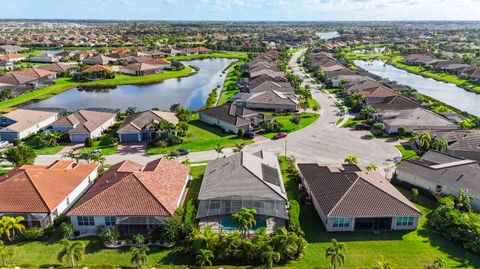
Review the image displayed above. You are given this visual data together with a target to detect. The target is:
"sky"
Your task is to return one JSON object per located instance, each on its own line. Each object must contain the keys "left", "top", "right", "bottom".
{"left": 2, "top": 0, "right": 480, "bottom": 21}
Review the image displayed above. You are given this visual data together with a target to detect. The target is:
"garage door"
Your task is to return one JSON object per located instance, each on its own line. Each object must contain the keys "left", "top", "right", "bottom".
{"left": 120, "top": 133, "right": 140, "bottom": 142}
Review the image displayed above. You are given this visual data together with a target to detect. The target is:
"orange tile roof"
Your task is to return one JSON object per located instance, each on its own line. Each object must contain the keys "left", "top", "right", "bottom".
{"left": 0, "top": 161, "right": 98, "bottom": 213}
{"left": 68, "top": 158, "right": 189, "bottom": 217}
{"left": 0, "top": 54, "right": 25, "bottom": 60}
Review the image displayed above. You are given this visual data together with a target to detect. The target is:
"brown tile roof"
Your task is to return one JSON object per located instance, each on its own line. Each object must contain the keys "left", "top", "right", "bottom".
{"left": 82, "top": 64, "right": 112, "bottom": 73}
{"left": 146, "top": 58, "right": 171, "bottom": 65}
{"left": 1, "top": 108, "right": 59, "bottom": 132}
{"left": 7, "top": 68, "right": 55, "bottom": 78}
{"left": 0, "top": 161, "right": 98, "bottom": 213}
{"left": 0, "top": 54, "right": 25, "bottom": 60}
{"left": 117, "top": 110, "right": 179, "bottom": 133}
{"left": 0, "top": 74, "right": 37, "bottom": 85}
{"left": 37, "top": 62, "right": 75, "bottom": 73}
{"left": 298, "top": 163, "right": 422, "bottom": 218}
{"left": 51, "top": 109, "right": 116, "bottom": 135}
{"left": 67, "top": 158, "right": 189, "bottom": 217}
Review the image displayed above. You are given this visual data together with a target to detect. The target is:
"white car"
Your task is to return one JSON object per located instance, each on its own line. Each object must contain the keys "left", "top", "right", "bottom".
{"left": 0, "top": 141, "right": 9, "bottom": 148}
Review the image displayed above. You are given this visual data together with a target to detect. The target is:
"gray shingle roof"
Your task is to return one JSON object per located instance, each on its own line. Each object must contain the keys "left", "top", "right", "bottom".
{"left": 298, "top": 163, "right": 422, "bottom": 218}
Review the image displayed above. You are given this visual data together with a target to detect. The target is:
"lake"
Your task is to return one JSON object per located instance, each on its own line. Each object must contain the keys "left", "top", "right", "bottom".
{"left": 24, "top": 58, "right": 236, "bottom": 112}
{"left": 316, "top": 32, "right": 340, "bottom": 40}
{"left": 354, "top": 59, "right": 480, "bottom": 117}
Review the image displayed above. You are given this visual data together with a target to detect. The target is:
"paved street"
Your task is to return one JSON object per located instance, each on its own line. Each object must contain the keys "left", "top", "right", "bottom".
{"left": 35, "top": 49, "right": 400, "bottom": 168}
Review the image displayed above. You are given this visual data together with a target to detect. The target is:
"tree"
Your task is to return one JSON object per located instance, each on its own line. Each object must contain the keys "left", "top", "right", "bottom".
{"left": 0, "top": 240, "right": 14, "bottom": 267}
{"left": 431, "top": 138, "right": 448, "bottom": 152}
{"left": 458, "top": 118, "right": 474, "bottom": 129}
{"left": 325, "top": 239, "right": 346, "bottom": 269}
{"left": 397, "top": 126, "right": 407, "bottom": 137}
{"left": 132, "top": 234, "right": 145, "bottom": 245}
{"left": 102, "top": 228, "right": 119, "bottom": 245}
{"left": 170, "top": 103, "right": 182, "bottom": 113}
{"left": 261, "top": 246, "right": 280, "bottom": 269}
{"left": 57, "top": 239, "right": 85, "bottom": 268}
{"left": 3, "top": 144, "right": 37, "bottom": 166}
{"left": 372, "top": 123, "right": 385, "bottom": 132}
{"left": 213, "top": 143, "right": 224, "bottom": 158}
{"left": 344, "top": 155, "right": 358, "bottom": 164}
{"left": 233, "top": 142, "right": 245, "bottom": 153}
{"left": 126, "top": 106, "right": 138, "bottom": 115}
{"left": 130, "top": 246, "right": 149, "bottom": 267}
{"left": 410, "top": 131, "right": 431, "bottom": 152}
{"left": 89, "top": 152, "right": 106, "bottom": 167}
{"left": 456, "top": 188, "right": 472, "bottom": 212}
{"left": 195, "top": 249, "right": 214, "bottom": 268}
{"left": 411, "top": 188, "right": 419, "bottom": 202}
{"left": 63, "top": 150, "right": 80, "bottom": 163}
{"left": 37, "top": 131, "right": 63, "bottom": 147}
{"left": 0, "top": 89, "right": 12, "bottom": 101}
{"left": 433, "top": 256, "right": 447, "bottom": 269}
{"left": 60, "top": 223, "right": 75, "bottom": 239}
{"left": 231, "top": 208, "right": 257, "bottom": 238}
{"left": 84, "top": 137, "right": 93, "bottom": 147}
{"left": 376, "top": 255, "right": 392, "bottom": 269}
{"left": 1, "top": 216, "right": 25, "bottom": 241}
{"left": 359, "top": 106, "right": 376, "bottom": 119}
{"left": 366, "top": 162, "right": 378, "bottom": 171}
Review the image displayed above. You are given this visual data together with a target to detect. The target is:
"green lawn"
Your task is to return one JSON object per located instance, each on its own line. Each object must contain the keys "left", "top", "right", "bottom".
{"left": 167, "top": 51, "right": 248, "bottom": 61}
{"left": 0, "top": 67, "right": 192, "bottom": 112}
{"left": 218, "top": 60, "right": 244, "bottom": 105}
{"left": 262, "top": 113, "right": 319, "bottom": 139}
{"left": 307, "top": 97, "right": 320, "bottom": 109}
{"left": 146, "top": 117, "right": 252, "bottom": 155}
{"left": 85, "top": 124, "right": 120, "bottom": 155}
{"left": 390, "top": 56, "right": 480, "bottom": 94}
{"left": 395, "top": 144, "right": 419, "bottom": 161}
{"left": 278, "top": 157, "right": 480, "bottom": 268}
{"left": 341, "top": 118, "right": 362, "bottom": 128}
{"left": 24, "top": 136, "right": 65, "bottom": 155}
{"left": 184, "top": 165, "right": 206, "bottom": 204}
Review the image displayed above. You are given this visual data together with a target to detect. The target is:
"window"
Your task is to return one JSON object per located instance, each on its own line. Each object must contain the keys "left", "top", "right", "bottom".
{"left": 77, "top": 216, "right": 95, "bottom": 226}
{"left": 104, "top": 216, "right": 116, "bottom": 226}
{"left": 332, "top": 218, "right": 352, "bottom": 228}
{"left": 396, "top": 216, "right": 414, "bottom": 227}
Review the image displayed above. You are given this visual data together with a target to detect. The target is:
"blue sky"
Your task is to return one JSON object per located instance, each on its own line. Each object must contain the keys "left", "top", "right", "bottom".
{"left": 3, "top": 0, "right": 480, "bottom": 21}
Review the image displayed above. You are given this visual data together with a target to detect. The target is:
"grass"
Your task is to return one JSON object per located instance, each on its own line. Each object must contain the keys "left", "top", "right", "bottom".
{"left": 146, "top": 115, "right": 252, "bottom": 155}
{"left": 307, "top": 97, "right": 320, "bottom": 109}
{"left": 85, "top": 124, "right": 120, "bottom": 155}
{"left": 278, "top": 157, "right": 480, "bottom": 268}
{"left": 395, "top": 144, "right": 419, "bottom": 161}
{"left": 218, "top": 60, "right": 244, "bottom": 105}
{"left": 262, "top": 113, "right": 319, "bottom": 139}
{"left": 0, "top": 67, "right": 193, "bottom": 112}
{"left": 341, "top": 118, "right": 363, "bottom": 128}
{"left": 184, "top": 165, "right": 206, "bottom": 203}
{"left": 167, "top": 51, "right": 248, "bottom": 61}
{"left": 23, "top": 136, "right": 65, "bottom": 155}
{"left": 390, "top": 56, "right": 480, "bottom": 94}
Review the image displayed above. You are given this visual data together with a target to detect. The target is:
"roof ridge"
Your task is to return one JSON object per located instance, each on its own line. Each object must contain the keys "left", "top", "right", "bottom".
{"left": 24, "top": 171, "right": 52, "bottom": 212}
{"left": 326, "top": 174, "right": 359, "bottom": 217}
{"left": 132, "top": 173, "right": 171, "bottom": 215}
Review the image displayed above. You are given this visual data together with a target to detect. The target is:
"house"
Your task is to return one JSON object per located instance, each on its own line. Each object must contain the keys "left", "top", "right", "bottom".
{"left": 370, "top": 95, "right": 421, "bottom": 112}
{"left": 196, "top": 150, "right": 288, "bottom": 234}
{"left": 298, "top": 163, "right": 422, "bottom": 232}
{"left": 431, "top": 130, "right": 480, "bottom": 161}
{"left": 356, "top": 86, "right": 398, "bottom": 105}
{"left": 50, "top": 109, "right": 117, "bottom": 143}
{"left": 37, "top": 62, "right": 77, "bottom": 75}
{"left": 0, "top": 59, "right": 13, "bottom": 70}
{"left": 199, "top": 103, "right": 270, "bottom": 134}
{"left": 185, "top": 46, "right": 211, "bottom": 54}
{"left": 396, "top": 150, "right": 480, "bottom": 209}
{"left": 67, "top": 158, "right": 190, "bottom": 235}
{"left": 27, "top": 53, "right": 60, "bottom": 63}
{"left": 0, "top": 108, "right": 63, "bottom": 141}
{"left": 145, "top": 58, "right": 171, "bottom": 69}
{"left": 376, "top": 107, "right": 459, "bottom": 134}
{"left": 117, "top": 110, "right": 179, "bottom": 142}
{"left": 234, "top": 90, "right": 299, "bottom": 111}
{"left": 0, "top": 54, "right": 26, "bottom": 62}
{"left": 0, "top": 160, "right": 98, "bottom": 227}
{"left": 80, "top": 65, "right": 113, "bottom": 80}
{"left": 82, "top": 55, "right": 115, "bottom": 65}
{"left": 249, "top": 80, "right": 294, "bottom": 93}
{"left": 0, "top": 45, "right": 28, "bottom": 54}
{"left": 120, "top": 63, "right": 161, "bottom": 76}
{"left": 249, "top": 73, "right": 288, "bottom": 89}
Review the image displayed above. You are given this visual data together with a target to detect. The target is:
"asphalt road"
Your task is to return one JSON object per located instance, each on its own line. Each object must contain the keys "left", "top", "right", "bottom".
{"left": 35, "top": 49, "right": 401, "bottom": 169}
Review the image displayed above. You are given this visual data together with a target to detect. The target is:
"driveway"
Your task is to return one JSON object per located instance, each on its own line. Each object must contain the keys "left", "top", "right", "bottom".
{"left": 34, "top": 49, "right": 400, "bottom": 168}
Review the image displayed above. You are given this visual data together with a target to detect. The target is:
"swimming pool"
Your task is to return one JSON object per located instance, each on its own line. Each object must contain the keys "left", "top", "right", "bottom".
{"left": 219, "top": 216, "right": 267, "bottom": 231}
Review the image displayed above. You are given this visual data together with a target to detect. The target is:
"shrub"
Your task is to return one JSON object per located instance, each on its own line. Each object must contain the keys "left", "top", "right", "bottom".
{"left": 84, "top": 137, "right": 93, "bottom": 147}
{"left": 20, "top": 227, "right": 45, "bottom": 241}
{"left": 289, "top": 200, "right": 301, "bottom": 228}
{"left": 398, "top": 126, "right": 407, "bottom": 137}
{"left": 290, "top": 115, "right": 301, "bottom": 125}
{"left": 372, "top": 122, "right": 385, "bottom": 131}
{"left": 13, "top": 139, "right": 21, "bottom": 146}
{"left": 236, "top": 129, "right": 245, "bottom": 138}
{"left": 183, "top": 199, "right": 197, "bottom": 224}
{"left": 102, "top": 228, "right": 119, "bottom": 245}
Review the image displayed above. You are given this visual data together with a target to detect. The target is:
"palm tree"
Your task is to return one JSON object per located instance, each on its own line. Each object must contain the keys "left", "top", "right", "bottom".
{"left": 57, "top": 239, "right": 85, "bottom": 268}
{"left": 213, "top": 143, "right": 224, "bottom": 158}
{"left": 431, "top": 138, "right": 448, "bottom": 152}
{"left": 325, "top": 239, "right": 346, "bottom": 269}
{"left": 261, "top": 246, "right": 280, "bottom": 268}
{"left": 130, "top": 246, "right": 149, "bottom": 267}
{"left": 60, "top": 223, "right": 75, "bottom": 239}
{"left": 231, "top": 208, "right": 257, "bottom": 238}
{"left": 433, "top": 256, "right": 447, "bottom": 269}
{"left": 1, "top": 216, "right": 25, "bottom": 241}
{"left": 377, "top": 255, "right": 392, "bottom": 269}
{"left": 63, "top": 150, "right": 80, "bottom": 163}
{"left": 456, "top": 188, "right": 472, "bottom": 212}
{"left": 359, "top": 106, "right": 376, "bottom": 119}
{"left": 233, "top": 142, "right": 245, "bottom": 153}
{"left": 366, "top": 162, "right": 378, "bottom": 171}
{"left": 344, "top": 155, "right": 358, "bottom": 164}
{"left": 0, "top": 241, "right": 14, "bottom": 267}
{"left": 410, "top": 131, "right": 431, "bottom": 152}
{"left": 195, "top": 249, "right": 214, "bottom": 268}
{"left": 90, "top": 153, "right": 106, "bottom": 167}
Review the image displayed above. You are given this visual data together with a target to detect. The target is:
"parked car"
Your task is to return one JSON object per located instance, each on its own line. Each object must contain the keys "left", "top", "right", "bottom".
{"left": 244, "top": 131, "right": 255, "bottom": 139}
{"left": 355, "top": 123, "right": 371, "bottom": 130}
{"left": 274, "top": 132, "right": 288, "bottom": 139}
{"left": 0, "top": 141, "right": 8, "bottom": 148}
{"left": 178, "top": 148, "right": 190, "bottom": 156}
